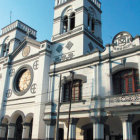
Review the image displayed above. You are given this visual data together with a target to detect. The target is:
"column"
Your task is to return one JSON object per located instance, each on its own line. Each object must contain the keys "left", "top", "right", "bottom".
{"left": 91, "top": 117, "right": 106, "bottom": 140}
{"left": 69, "top": 118, "right": 79, "bottom": 140}
{"left": 0, "top": 124, "right": 7, "bottom": 140}
{"left": 120, "top": 115, "right": 134, "bottom": 140}
{"left": 45, "top": 119, "right": 56, "bottom": 140}
{"left": 22, "top": 123, "right": 31, "bottom": 140}
{"left": 68, "top": 17, "right": 71, "bottom": 31}
{"left": 7, "top": 123, "right": 15, "bottom": 140}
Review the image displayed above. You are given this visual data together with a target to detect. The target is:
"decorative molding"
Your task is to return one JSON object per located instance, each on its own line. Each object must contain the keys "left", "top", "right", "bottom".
{"left": 52, "top": 27, "right": 82, "bottom": 41}
{"left": 56, "top": 45, "right": 63, "bottom": 53}
{"left": 22, "top": 46, "right": 30, "bottom": 57}
{"left": 30, "top": 83, "right": 37, "bottom": 94}
{"left": 6, "top": 89, "right": 12, "bottom": 98}
{"left": 108, "top": 93, "right": 140, "bottom": 103}
{"left": 112, "top": 62, "right": 138, "bottom": 74}
{"left": 33, "top": 60, "right": 39, "bottom": 70}
{"left": 65, "top": 41, "right": 73, "bottom": 50}
{"left": 9, "top": 68, "right": 15, "bottom": 77}
{"left": 61, "top": 74, "right": 87, "bottom": 85}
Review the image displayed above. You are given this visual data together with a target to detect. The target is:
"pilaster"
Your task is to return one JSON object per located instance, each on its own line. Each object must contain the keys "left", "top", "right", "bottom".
{"left": 120, "top": 115, "right": 134, "bottom": 140}
{"left": 91, "top": 117, "right": 106, "bottom": 140}
{"left": 69, "top": 118, "right": 79, "bottom": 140}
{"left": 7, "top": 123, "right": 15, "bottom": 140}
{"left": 22, "top": 123, "right": 31, "bottom": 140}
{"left": 0, "top": 124, "right": 7, "bottom": 140}
{"left": 45, "top": 119, "right": 56, "bottom": 140}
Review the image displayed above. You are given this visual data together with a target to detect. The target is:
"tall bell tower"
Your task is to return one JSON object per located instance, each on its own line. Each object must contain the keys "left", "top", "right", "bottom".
{"left": 51, "top": 0, "right": 104, "bottom": 62}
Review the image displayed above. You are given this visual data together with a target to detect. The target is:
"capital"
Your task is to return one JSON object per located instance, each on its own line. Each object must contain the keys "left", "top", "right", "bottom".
{"left": 91, "top": 116, "right": 107, "bottom": 124}
{"left": 45, "top": 119, "right": 56, "bottom": 126}
{"left": 120, "top": 114, "right": 134, "bottom": 122}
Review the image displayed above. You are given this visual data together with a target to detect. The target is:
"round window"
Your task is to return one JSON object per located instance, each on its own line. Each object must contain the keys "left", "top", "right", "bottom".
{"left": 13, "top": 66, "right": 33, "bottom": 96}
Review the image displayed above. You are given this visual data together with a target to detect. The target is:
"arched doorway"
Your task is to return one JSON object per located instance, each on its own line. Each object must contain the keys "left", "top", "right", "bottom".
{"left": 82, "top": 124, "right": 93, "bottom": 140}
{"left": 29, "top": 119, "right": 33, "bottom": 140}
{"left": 84, "top": 127, "right": 93, "bottom": 140}
{"left": 58, "top": 128, "right": 64, "bottom": 140}
{"left": 15, "top": 115, "right": 23, "bottom": 140}
{"left": 105, "top": 116, "right": 123, "bottom": 140}
{"left": 136, "top": 126, "right": 140, "bottom": 140}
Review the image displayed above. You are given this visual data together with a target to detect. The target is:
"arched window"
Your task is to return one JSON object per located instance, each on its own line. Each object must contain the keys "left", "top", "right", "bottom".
{"left": 63, "top": 16, "right": 68, "bottom": 33}
{"left": 88, "top": 14, "right": 90, "bottom": 30}
{"left": 113, "top": 69, "right": 140, "bottom": 94}
{"left": 63, "top": 80, "right": 82, "bottom": 102}
{"left": 70, "top": 13, "right": 75, "bottom": 30}
{"left": 91, "top": 19, "right": 95, "bottom": 33}
{"left": 15, "top": 116, "right": 23, "bottom": 140}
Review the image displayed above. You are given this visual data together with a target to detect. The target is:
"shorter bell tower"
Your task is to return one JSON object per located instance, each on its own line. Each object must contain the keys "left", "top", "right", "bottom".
{"left": 51, "top": 0, "right": 104, "bottom": 63}
{"left": 0, "top": 20, "right": 37, "bottom": 58}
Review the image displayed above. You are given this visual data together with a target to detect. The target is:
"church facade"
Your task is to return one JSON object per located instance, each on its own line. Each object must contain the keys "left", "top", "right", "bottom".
{"left": 0, "top": 0, "right": 140, "bottom": 140}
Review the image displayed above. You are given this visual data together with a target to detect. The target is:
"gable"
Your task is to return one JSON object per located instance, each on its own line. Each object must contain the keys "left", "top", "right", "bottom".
{"left": 11, "top": 38, "right": 40, "bottom": 62}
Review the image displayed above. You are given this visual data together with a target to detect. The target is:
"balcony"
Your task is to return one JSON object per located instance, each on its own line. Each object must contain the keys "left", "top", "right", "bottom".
{"left": 105, "top": 92, "right": 140, "bottom": 109}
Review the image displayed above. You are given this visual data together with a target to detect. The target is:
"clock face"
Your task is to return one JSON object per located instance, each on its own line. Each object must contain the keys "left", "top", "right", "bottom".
{"left": 18, "top": 69, "right": 31, "bottom": 92}
{"left": 13, "top": 66, "right": 33, "bottom": 96}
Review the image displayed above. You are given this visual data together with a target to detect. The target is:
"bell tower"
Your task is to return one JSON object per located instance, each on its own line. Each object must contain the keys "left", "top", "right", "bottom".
{"left": 52, "top": 0, "right": 104, "bottom": 62}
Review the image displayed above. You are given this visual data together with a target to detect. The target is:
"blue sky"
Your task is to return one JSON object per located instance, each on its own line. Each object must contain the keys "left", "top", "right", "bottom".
{"left": 0, "top": 0, "right": 140, "bottom": 45}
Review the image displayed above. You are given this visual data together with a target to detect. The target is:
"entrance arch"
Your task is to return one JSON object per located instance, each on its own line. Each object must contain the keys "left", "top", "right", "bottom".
{"left": 1, "top": 116, "right": 9, "bottom": 139}
{"left": 15, "top": 115, "right": 23, "bottom": 140}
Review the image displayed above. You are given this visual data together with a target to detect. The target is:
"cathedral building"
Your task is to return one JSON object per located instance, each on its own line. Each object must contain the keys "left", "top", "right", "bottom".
{"left": 0, "top": 0, "right": 140, "bottom": 140}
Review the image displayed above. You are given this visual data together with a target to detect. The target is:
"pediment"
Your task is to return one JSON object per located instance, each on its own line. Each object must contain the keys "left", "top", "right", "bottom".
{"left": 11, "top": 37, "right": 40, "bottom": 62}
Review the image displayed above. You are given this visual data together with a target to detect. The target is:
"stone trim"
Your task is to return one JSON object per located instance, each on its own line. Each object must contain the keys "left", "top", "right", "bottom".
{"left": 4, "top": 101, "right": 34, "bottom": 107}
{"left": 61, "top": 74, "right": 87, "bottom": 85}
{"left": 112, "top": 62, "right": 138, "bottom": 74}
{"left": 6, "top": 95, "right": 35, "bottom": 102}
{"left": 50, "top": 46, "right": 140, "bottom": 74}
{"left": 52, "top": 27, "right": 82, "bottom": 42}
{"left": 2, "top": 49, "right": 50, "bottom": 67}
{"left": 52, "top": 28, "right": 103, "bottom": 48}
